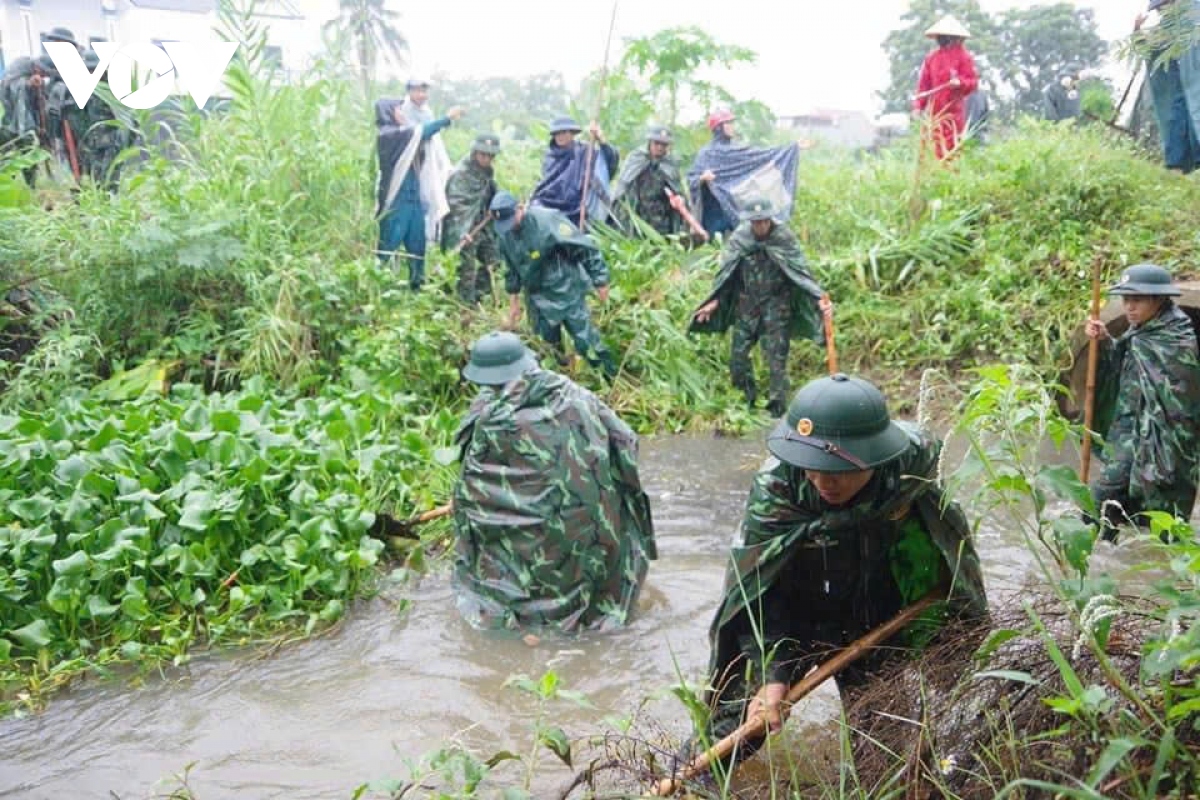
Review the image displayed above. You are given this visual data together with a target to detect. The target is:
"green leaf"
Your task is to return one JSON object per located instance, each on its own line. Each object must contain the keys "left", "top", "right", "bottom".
{"left": 52, "top": 551, "right": 90, "bottom": 576}
{"left": 974, "top": 669, "right": 1041, "bottom": 686}
{"left": 538, "top": 726, "right": 572, "bottom": 768}
{"left": 178, "top": 490, "right": 216, "bottom": 532}
{"left": 974, "top": 628, "right": 1023, "bottom": 662}
{"left": 86, "top": 594, "right": 121, "bottom": 619}
{"left": 433, "top": 446, "right": 459, "bottom": 466}
{"left": 10, "top": 618, "right": 53, "bottom": 648}
{"left": 1038, "top": 464, "right": 1094, "bottom": 514}
{"left": 1052, "top": 515, "right": 1097, "bottom": 577}
{"left": 0, "top": 638, "right": 11, "bottom": 663}
{"left": 210, "top": 410, "right": 241, "bottom": 433}
{"left": 484, "top": 750, "right": 522, "bottom": 769}
{"left": 10, "top": 495, "right": 55, "bottom": 522}
{"left": 53, "top": 455, "right": 91, "bottom": 485}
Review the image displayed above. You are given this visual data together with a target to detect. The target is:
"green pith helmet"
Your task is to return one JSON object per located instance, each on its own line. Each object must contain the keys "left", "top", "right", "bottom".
{"left": 646, "top": 124, "right": 672, "bottom": 144}
{"left": 740, "top": 196, "right": 775, "bottom": 222}
{"left": 463, "top": 331, "right": 538, "bottom": 385}
{"left": 43, "top": 27, "right": 79, "bottom": 47}
{"left": 1107, "top": 263, "right": 1181, "bottom": 296}
{"left": 767, "top": 374, "right": 911, "bottom": 472}
{"left": 471, "top": 133, "right": 501, "bottom": 155}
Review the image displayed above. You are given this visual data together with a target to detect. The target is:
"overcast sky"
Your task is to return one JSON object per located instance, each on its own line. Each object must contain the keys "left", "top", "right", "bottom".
{"left": 367, "top": 0, "right": 1144, "bottom": 116}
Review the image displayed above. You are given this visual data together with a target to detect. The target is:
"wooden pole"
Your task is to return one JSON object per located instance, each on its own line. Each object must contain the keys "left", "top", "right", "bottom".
{"left": 578, "top": 0, "right": 619, "bottom": 232}
{"left": 1081, "top": 259, "right": 1103, "bottom": 484}
{"left": 651, "top": 593, "right": 941, "bottom": 796}
{"left": 822, "top": 293, "right": 837, "bottom": 375}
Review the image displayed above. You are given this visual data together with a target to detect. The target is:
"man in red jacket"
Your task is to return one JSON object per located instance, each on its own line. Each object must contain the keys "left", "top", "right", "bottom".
{"left": 914, "top": 15, "right": 979, "bottom": 160}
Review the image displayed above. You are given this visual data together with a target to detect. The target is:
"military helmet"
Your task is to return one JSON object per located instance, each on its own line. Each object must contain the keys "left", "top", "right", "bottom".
{"left": 646, "top": 124, "right": 673, "bottom": 144}
{"left": 740, "top": 196, "right": 776, "bottom": 222}
{"left": 490, "top": 190, "right": 520, "bottom": 235}
{"left": 471, "top": 133, "right": 501, "bottom": 155}
{"left": 463, "top": 331, "right": 538, "bottom": 385}
{"left": 43, "top": 27, "right": 79, "bottom": 47}
{"left": 549, "top": 115, "right": 582, "bottom": 135}
{"left": 1107, "top": 263, "right": 1181, "bottom": 296}
{"left": 767, "top": 374, "right": 911, "bottom": 473}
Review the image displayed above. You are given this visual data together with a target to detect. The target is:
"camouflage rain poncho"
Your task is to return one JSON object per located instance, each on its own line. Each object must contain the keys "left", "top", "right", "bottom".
{"left": 1092, "top": 303, "right": 1200, "bottom": 520}
{"left": 440, "top": 155, "right": 496, "bottom": 248}
{"left": 610, "top": 146, "right": 685, "bottom": 236}
{"left": 688, "top": 221, "right": 825, "bottom": 342}
{"left": 707, "top": 424, "right": 987, "bottom": 709}
{"left": 451, "top": 368, "right": 656, "bottom": 632}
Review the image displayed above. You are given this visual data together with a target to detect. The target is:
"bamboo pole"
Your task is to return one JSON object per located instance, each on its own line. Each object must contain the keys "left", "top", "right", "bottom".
{"left": 578, "top": 0, "right": 619, "bottom": 232}
{"left": 1081, "top": 259, "right": 1103, "bottom": 483}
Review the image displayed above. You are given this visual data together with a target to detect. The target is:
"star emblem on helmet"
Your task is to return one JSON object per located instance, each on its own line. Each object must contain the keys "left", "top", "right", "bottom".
{"left": 796, "top": 418, "right": 813, "bottom": 436}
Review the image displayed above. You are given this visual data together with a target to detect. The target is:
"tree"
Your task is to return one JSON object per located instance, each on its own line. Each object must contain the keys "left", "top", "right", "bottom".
{"left": 994, "top": 4, "right": 1107, "bottom": 115}
{"left": 618, "top": 26, "right": 757, "bottom": 126}
{"left": 879, "top": 0, "right": 1000, "bottom": 114}
{"left": 429, "top": 72, "right": 572, "bottom": 140}
{"left": 323, "top": 0, "right": 408, "bottom": 99}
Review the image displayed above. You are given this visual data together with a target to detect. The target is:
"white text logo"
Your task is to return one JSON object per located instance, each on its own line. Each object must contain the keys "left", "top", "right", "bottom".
{"left": 44, "top": 41, "right": 238, "bottom": 110}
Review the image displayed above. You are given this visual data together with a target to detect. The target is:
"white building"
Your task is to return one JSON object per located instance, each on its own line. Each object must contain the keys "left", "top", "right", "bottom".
{"left": 0, "top": 0, "right": 334, "bottom": 82}
{"left": 776, "top": 108, "right": 880, "bottom": 150}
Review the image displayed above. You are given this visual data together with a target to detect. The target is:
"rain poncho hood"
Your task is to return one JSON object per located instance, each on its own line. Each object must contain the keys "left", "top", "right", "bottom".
{"left": 708, "top": 423, "right": 987, "bottom": 677}
{"left": 612, "top": 146, "right": 683, "bottom": 204}
{"left": 440, "top": 155, "right": 496, "bottom": 249}
{"left": 688, "top": 220, "right": 825, "bottom": 341}
{"left": 687, "top": 133, "right": 800, "bottom": 233}
{"left": 499, "top": 207, "right": 609, "bottom": 326}
{"left": 451, "top": 368, "right": 656, "bottom": 632}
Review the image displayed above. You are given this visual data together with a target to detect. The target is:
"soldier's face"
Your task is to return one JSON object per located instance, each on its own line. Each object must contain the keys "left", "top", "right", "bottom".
{"left": 649, "top": 141, "right": 668, "bottom": 159}
{"left": 751, "top": 219, "right": 773, "bottom": 239}
{"left": 1122, "top": 295, "right": 1165, "bottom": 326}
{"left": 473, "top": 151, "right": 495, "bottom": 168}
{"left": 804, "top": 468, "right": 875, "bottom": 507}
{"left": 553, "top": 130, "right": 576, "bottom": 148}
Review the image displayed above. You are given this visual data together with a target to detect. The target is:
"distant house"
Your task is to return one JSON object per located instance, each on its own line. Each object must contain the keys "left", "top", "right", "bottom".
{"left": 776, "top": 109, "right": 879, "bottom": 150}
{"left": 0, "top": 0, "right": 328, "bottom": 82}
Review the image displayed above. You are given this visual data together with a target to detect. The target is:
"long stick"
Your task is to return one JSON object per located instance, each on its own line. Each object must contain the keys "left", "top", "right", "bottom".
{"left": 578, "top": 0, "right": 619, "bottom": 232}
{"left": 62, "top": 119, "right": 81, "bottom": 182}
{"left": 1081, "top": 258, "right": 1103, "bottom": 483}
{"left": 449, "top": 214, "right": 494, "bottom": 256}
{"left": 652, "top": 592, "right": 942, "bottom": 796}
{"left": 822, "top": 293, "right": 837, "bottom": 374}
{"left": 664, "top": 187, "right": 708, "bottom": 241}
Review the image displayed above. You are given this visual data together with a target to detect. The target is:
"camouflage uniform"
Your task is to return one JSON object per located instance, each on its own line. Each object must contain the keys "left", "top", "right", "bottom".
{"left": 1091, "top": 302, "right": 1200, "bottom": 525}
{"left": 451, "top": 367, "right": 656, "bottom": 632}
{"left": 704, "top": 423, "right": 988, "bottom": 759}
{"left": 611, "top": 145, "right": 684, "bottom": 236}
{"left": 689, "top": 217, "right": 825, "bottom": 412}
{"left": 0, "top": 58, "right": 40, "bottom": 187}
{"left": 498, "top": 206, "right": 617, "bottom": 377}
{"left": 441, "top": 148, "right": 498, "bottom": 304}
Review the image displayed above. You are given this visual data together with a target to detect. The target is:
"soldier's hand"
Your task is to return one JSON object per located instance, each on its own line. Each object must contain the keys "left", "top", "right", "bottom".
{"left": 597, "top": 285, "right": 610, "bottom": 303}
{"left": 589, "top": 120, "right": 604, "bottom": 142}
{"left": 1085, "top": 318, "right": 1109, "bottom": 340}
{"left": 694, "top": 299, "right": 719, "bottom": 323}
{"left": 459, "top": 232, "right": 474, "bottom": 247}
{"left": 747, "top": 682, "right": 788, "bottom": 733}
{"left": 447, "top": 106, "right": 465, "bottom": 121}
{"left": 819, "top": 295, "right": 834, "bottom": 320}
{"left": 700, "top": 169, "right": 716, "bottom": 183}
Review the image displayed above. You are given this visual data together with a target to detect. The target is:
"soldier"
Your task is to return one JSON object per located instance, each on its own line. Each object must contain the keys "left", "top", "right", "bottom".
{"left": 451, "top": 331, "right": 656, "bottom": 632}
{"left": 1084, "top": 263, "right": 1200, "bottom": 535}
{"left": 442, "top": 133, "right": 500, "bottom": 305}
{"left": 79, "top": 50, "right": 129, "bottom": 191}
{"left": 0, "top": 57, "right": 40, "bottom": 187}
{"left": 1043, "top": 64, "right": 1083, "bottom": 122}
{"left": 611, "top": 124, "right": 685, "bottom": 237}
{"left": 530, "top": 115, "right": 619, "bottom": 229}
{"left": 689, "top": 197, "right": 827, "bottom": 417}
{"left": 490, "top": 190, "right": 618, "bottom": 379}
{"left": 700, "top": 373, "right": 987, "bottom": 768}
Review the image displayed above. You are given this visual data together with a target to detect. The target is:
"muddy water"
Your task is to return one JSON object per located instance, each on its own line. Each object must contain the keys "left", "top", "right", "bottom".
{"left": 0, "top": 433, "right": 1152, "bottom": 799}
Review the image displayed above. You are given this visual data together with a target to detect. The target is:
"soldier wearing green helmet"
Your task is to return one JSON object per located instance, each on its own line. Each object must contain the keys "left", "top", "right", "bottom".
{"left": 1084, "top": 263, "right": 1200, "bottom": 536}
{"left": 689, "top": 195, "right": 828, "bottom": 416}
{"left": 442, "top": 133, "right": 501, "bottom": 305}
{"left": 450, "top": 331, "right": 656, "bottom": 632}
{"left": 610, "top": 124, "right": 686, "bottom": 237}
{"left": 699, "top": 373, "right": 987, "bottom": 767}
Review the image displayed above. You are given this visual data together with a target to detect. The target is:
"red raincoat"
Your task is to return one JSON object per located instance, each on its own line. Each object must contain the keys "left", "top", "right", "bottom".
{"left": 914, "top": 42, "right": 978, "bottom": 159}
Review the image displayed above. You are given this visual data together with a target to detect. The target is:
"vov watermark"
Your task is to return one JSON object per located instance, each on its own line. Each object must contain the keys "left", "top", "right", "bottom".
{"left": 44, "top": 41, "right": 238, "bottom": 110}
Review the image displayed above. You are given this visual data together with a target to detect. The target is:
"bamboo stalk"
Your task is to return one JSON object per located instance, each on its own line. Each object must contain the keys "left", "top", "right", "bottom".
{"left": 1081, "top": 258, "right": 1103, "bottom": 483}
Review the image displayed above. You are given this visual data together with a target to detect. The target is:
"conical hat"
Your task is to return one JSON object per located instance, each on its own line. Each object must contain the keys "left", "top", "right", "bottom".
{"left": 925, "top": 15, "right": 971, "bottom": 39}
